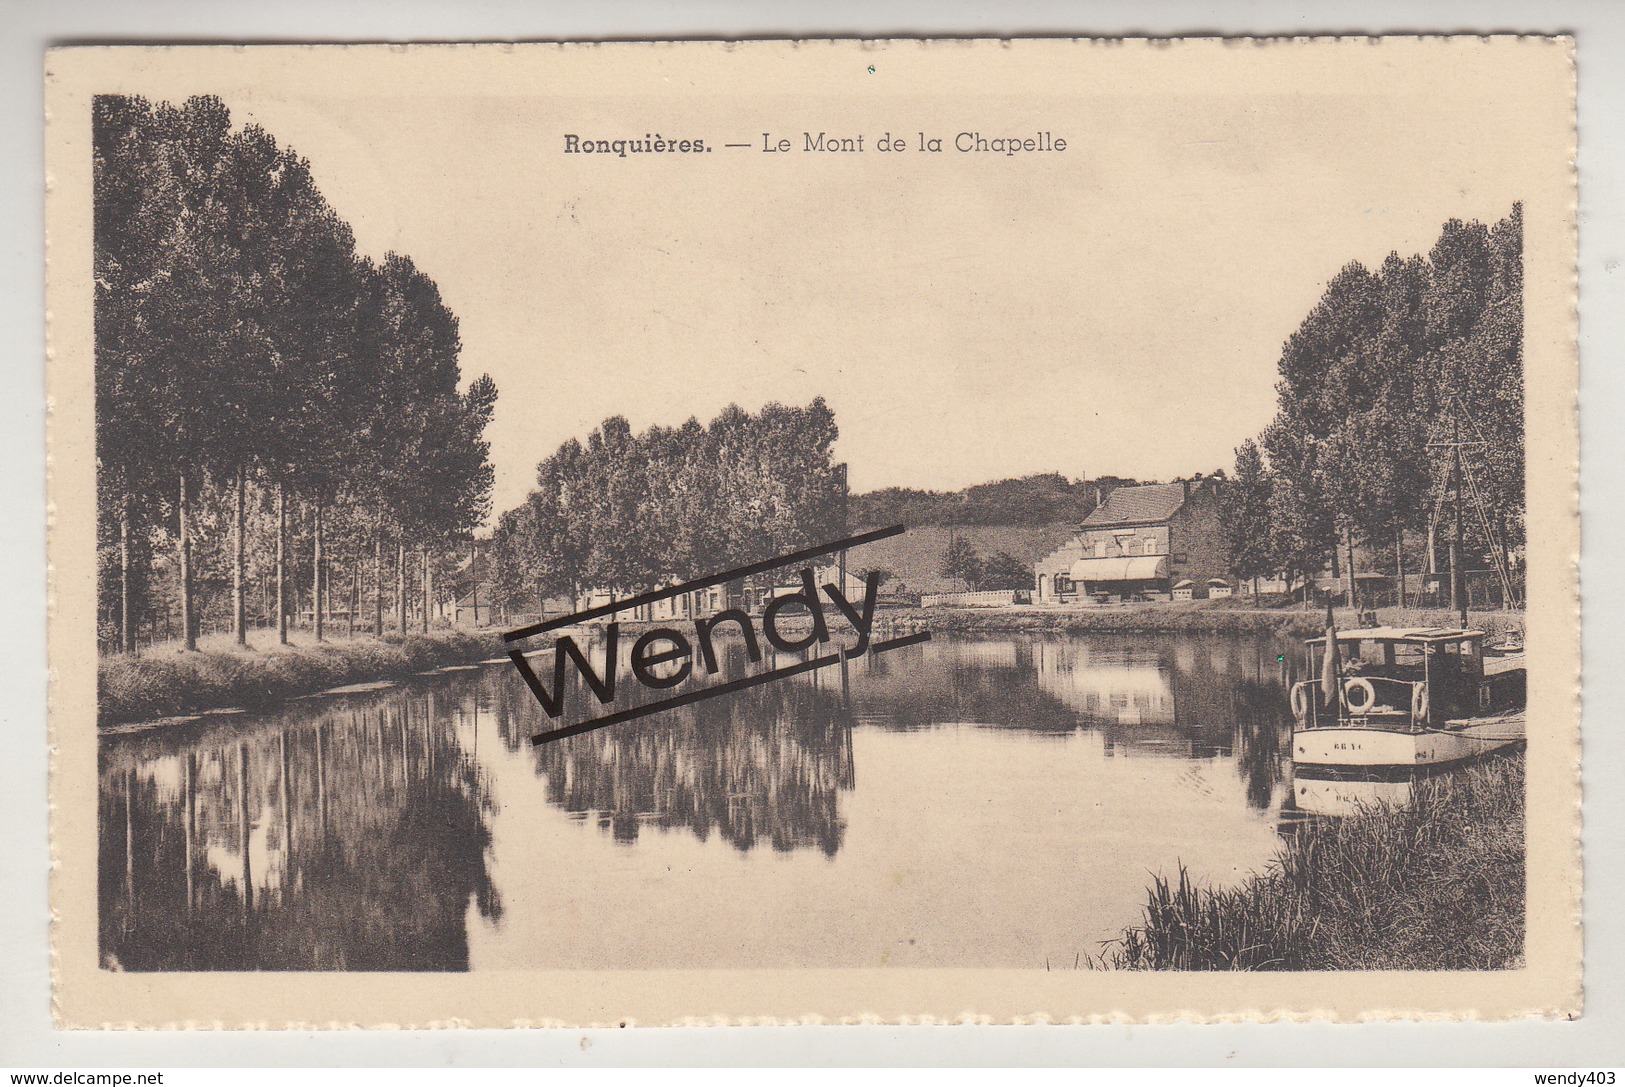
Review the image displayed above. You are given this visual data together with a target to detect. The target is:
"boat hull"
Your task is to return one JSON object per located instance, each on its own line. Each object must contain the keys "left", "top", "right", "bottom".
{"left": 1293, "top": 716, "right": 1524, "bottom": 771}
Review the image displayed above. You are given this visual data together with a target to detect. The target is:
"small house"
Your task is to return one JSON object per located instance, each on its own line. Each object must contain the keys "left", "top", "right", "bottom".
{"left": 767, "top": 564, "right": 870, "bottom": 607}
{"left": 447, "top": 551, "right": 496, "bottom": 627}
{"left": 1034, "top": 479, "right": 1232, "bottom": 604}
{"left": 454, "top": 593, "right": 494, "bottom": 628}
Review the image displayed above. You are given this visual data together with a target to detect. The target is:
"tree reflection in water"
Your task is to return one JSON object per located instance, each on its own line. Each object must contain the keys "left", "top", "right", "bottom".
{"left": 98, "top": 679, "right": 500, "bottom": 971}
{"left": 489, "top": 640, "right": 857, "bottom": 856}
{"left": 98, "top": 631, "right": 1297, "bottom": 971}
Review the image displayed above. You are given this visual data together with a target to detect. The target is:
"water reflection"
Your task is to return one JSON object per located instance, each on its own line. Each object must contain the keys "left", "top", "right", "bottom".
{"left": 844, "top": 635, "right": 1291, "bottom": 812}
{"left": 490, "top": 641, "right": 856, "bottom": 855}
{"left": 100, "top": 631, "right": 1298, "bottom": 971}
{"left": 1289, "top": 775, "right": 1417, "bottom": 818}
{"left": 100, "top": 682, "right": 499, "bottom": 971}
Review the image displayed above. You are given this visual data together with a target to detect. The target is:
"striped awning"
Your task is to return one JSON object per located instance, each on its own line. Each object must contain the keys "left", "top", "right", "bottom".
{"left": 1068, "top": 555, "right": 1169, "bottom": 582}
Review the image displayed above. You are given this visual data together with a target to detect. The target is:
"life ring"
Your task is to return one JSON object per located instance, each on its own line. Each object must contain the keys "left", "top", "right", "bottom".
{"left": 1411, "top": 683, "right": 1430, "bottom": 723}
{"left": 1290, "top": 684, "right": 1310, "bottom": 723}
{"left": 1344, "top": 677, "right": 1376, "bottom": 714}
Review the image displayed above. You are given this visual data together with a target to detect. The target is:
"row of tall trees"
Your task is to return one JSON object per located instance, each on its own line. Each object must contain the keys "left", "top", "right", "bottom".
{"left": 1222, "top": 205, "right": 1525, "bottom": 603}
{"left": 95, "top": 95, "right": 496, "bottom": 652}
{"left": 486, "top": 400, "right": 846, "bottom": 614}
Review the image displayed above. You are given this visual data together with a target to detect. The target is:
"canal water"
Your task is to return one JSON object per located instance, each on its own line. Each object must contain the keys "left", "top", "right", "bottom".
{"left": 99, "top": 631, "right": 1310, "bottom": 972}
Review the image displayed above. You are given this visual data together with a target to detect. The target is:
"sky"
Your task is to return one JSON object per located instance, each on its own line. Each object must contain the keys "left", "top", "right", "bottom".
{"left": 190, "top": 43, "right": 1534, "bottom": 520}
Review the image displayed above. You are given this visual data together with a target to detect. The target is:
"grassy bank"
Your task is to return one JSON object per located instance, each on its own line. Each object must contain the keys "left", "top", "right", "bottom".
{"left": 872, "top": 602, "right": 1525, "bottom": 639}
{"left": 98, "top": 630, "right": 504, "bottom": 727}
{"left": 1107, "top": 753, "right": 1525, "bottom": 970}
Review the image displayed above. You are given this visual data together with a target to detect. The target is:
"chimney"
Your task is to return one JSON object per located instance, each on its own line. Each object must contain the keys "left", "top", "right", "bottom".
{"left": 1182, "top": 479, "right": 1190, "bottom": 500}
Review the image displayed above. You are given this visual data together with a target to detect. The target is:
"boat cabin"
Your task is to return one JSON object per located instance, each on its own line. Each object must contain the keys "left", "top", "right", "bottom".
{"left": 1293, "top": 627, "right": 1525, "bottom": 728}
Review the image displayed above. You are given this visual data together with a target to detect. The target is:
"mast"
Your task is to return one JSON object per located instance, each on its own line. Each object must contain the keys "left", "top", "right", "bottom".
{"left": 837, "top": 462, "right": 849, "bottom": 606}
{"left": 1430, "top": 396, "right": 1483, "bottom": 628}
{"left": 1451, "top": 410, "right": 1467, "bottom": 628}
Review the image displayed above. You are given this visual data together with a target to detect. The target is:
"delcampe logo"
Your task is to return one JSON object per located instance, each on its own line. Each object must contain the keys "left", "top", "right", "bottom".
{"left": 502, "top": 525, "right": 930, "bottom": 745}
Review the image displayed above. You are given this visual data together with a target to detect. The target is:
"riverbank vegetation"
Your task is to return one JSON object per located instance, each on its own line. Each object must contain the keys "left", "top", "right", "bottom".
{"left": 95, "top": 95, "right": 497, "bottom": 657}
{"left": 1222, "top": 207, "right": 1525, "bottom": 608}
{"left": 1106, "top": 752, "right": 1525, "bottom": 970}
{"left": 98, "top": 629, "right": 501, "bottom": 726}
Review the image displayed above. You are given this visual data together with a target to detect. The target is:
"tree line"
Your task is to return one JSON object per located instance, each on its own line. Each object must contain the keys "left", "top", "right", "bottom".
{"left": 485, "top": 399, "right": 846, "bottom": 615}
{"left": 95, "top": 95, "right": 497, "bottom": 653}
{"left": 850, "top": 472, "right": 1148, "bottom": 528}
{"left": 1222, "top": 206, "right": 1524, "bottom": 603}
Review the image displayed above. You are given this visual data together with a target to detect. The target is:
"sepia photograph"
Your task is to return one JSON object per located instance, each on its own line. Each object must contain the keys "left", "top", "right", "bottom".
{"left": 44, "top": 37, "right": 1579, "bottom": 1025}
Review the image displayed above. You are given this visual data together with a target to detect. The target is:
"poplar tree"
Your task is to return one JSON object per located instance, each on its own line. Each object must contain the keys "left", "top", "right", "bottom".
{"left": 1221, "top": 438, "right": 1274, "bottom": 597}
{"left": 94, "top": 95, "right": 169, "bottom": 652}
{"left": 95, "top": 95, "right": 244, "bottom": 651}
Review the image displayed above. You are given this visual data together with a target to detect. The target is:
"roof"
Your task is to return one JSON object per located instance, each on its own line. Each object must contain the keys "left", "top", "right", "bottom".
{"left": 1069, "top": 555, "right": 1169, "bottom": 581}
{"left": 1307, "top": 626, "right": 1487, "bottom": 645}
{"left": 1312, "top": 573, "right": 1391, "bottom": 587}
{"left": 1081, "top": 482, "right": 1191, "bottom": 527}
{"left": 771, "top": 567, "right": 868, "bottom": 594}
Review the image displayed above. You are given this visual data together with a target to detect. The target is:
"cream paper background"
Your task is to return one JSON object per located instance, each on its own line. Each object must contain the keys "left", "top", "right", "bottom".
{"left": 45, "top": 37, "right": 1578, "bottom": 1027}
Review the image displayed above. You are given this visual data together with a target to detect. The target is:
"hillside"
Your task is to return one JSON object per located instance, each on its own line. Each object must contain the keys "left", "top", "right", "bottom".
{"left": 850, "top": 472, "right": 1143, "bottom": 528}
{"left": 846, "top": 522, "right": 1081, "bottom": 595}
{"left": 846, "top": 472, "right": 1145, "bottom": 594}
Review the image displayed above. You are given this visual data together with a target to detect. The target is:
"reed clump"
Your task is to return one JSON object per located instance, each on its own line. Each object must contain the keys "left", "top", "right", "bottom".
{"left": 97, "top": 630, "right": 502, "bottom": 726}
{"left": 1107, "top": 753, "right": 1525, "bottom": 971}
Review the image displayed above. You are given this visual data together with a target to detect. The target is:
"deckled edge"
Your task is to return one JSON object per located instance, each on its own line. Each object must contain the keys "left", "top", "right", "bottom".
{"left": 44, "top": 33, "right": 1583, "bottom": 1032}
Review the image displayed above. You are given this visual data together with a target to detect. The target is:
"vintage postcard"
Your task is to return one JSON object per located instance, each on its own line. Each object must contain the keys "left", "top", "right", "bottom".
{"left": 45, "top": 37, "right": 1579, "bottom": 1026}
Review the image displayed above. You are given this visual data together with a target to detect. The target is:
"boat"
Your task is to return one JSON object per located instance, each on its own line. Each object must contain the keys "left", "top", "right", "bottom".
{"left": 1286, "top": 394, "right": 1528, "bottom": 776}
{"left": 1289, "top": 626, "right": 1525, "bottom": 773}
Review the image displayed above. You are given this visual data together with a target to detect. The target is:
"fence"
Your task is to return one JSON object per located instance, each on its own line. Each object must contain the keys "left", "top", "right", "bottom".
{"left": 1307, "top": 570, "right": 1523, "bottom": 611}
{"left": 919, "top": 589, "right": 1028, "bottom": 608}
